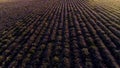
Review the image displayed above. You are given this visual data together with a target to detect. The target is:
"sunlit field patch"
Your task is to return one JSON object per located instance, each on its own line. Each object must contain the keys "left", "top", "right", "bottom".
{"left": 90, "top": 0, "right": 120, "bottom": 8}
{"left": 89, "top": 0, "right": 120, "bottom": 14}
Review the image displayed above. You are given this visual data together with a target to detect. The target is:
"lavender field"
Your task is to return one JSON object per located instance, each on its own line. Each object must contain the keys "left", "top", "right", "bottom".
{"left": 0, "top": 0, "right": 120, "bottom": 68}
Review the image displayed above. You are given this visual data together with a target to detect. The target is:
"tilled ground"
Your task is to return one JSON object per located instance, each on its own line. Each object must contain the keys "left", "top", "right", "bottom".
{"left": 0, "top": 0, "right": 120, "bottom": 68}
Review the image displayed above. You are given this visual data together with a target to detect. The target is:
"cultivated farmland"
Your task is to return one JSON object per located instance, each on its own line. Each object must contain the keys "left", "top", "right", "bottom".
{"left": 0, "top": 0, "right": 120, "bottom": 68}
